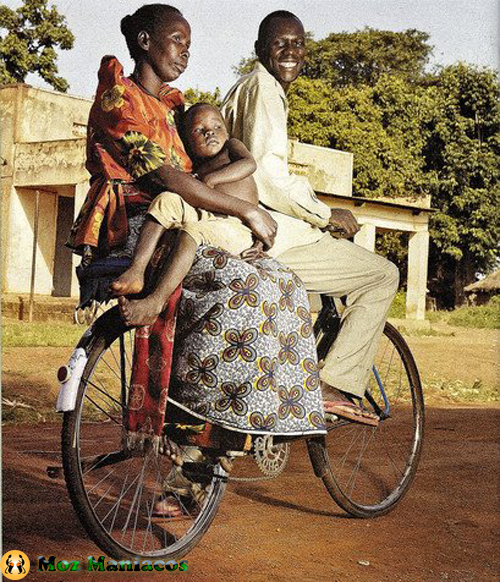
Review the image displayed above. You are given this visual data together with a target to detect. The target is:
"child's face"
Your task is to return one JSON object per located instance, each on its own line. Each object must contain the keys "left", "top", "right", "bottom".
{"left": 186, "top": 106, "right": 229, "bottom": 159}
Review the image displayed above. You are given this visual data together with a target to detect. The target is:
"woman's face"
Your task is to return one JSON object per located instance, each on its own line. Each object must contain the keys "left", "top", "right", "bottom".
{"left": 144, "top": 15, "right": 191, "bottom": 83}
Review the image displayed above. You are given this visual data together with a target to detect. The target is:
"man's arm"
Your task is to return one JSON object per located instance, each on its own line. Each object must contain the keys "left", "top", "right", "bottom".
{"left": 201, "top": 138, "right": 257, "bottom": 189}
{"left": 222, "top": 78, "right": 331, "bottom": 228}
{"left": 138, "top": 164, "right": 277, "bottom": 248}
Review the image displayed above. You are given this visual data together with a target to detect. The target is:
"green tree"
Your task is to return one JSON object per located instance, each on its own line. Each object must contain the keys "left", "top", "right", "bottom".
{"left": 183, "top": 87, "right": 221, "bottom": 107}
{"left": 0, "top": 0, "right": 74, "bottom": 92}
{"left": 304, "top": 28, "right": 433, "bottom": 87}
{"left": 236, "top": 28, "right": 433, "bottom": 87}
{"left": 287, "top": 74, "right": 431, "bottom": 200}
{"left": 423, "top": 64, "right": 500, "bottom": 306}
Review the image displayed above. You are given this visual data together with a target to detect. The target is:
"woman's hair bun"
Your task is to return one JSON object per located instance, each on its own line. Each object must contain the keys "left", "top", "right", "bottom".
{"left": 120, "top": 15, "right": 132, "bottom": 36}
{"left": 120, "top": 5, "right": 183, "bottom": 62}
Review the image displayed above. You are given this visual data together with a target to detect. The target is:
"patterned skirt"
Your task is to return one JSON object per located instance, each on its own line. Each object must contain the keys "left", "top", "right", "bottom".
{"left": 170, "top": 245, "right": 326, "bottom": 436}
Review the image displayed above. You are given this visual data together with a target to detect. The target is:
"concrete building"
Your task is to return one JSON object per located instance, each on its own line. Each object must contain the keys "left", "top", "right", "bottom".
{"left": 1, "top": 84, "right": 432, "bottom": 320}
{"left": 1, "top": 84, "right": 91, "bottom": 303}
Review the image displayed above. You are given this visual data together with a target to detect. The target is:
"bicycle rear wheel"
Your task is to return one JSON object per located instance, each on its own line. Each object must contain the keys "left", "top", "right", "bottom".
{"left": 308, "top": 322, "right": 424, "bottom": 517}
{"left": 62, "top": 308, "right": 227, "bottom": 561}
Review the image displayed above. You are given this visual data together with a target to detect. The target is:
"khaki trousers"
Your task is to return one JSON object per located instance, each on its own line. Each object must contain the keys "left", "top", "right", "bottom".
{"left": 277, "top": 234, "right": 399, "bottom": 398}
{"left": 148, "top": 192, "right": 254, "bottom": 256}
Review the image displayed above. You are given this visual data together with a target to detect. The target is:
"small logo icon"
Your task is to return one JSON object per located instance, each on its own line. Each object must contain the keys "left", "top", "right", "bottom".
{"left": 1, "top": 551, "right": 30, "bottom": 580}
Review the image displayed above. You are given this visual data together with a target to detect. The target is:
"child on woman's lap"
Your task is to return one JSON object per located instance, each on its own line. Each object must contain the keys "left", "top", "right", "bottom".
{"left": 112, "top": 103, "right": 265, "bottom": 326}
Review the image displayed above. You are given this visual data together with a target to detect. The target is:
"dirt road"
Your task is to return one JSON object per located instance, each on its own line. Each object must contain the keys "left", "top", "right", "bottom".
{"left": 3, "top": 407, "right": 499, "bottom": 581}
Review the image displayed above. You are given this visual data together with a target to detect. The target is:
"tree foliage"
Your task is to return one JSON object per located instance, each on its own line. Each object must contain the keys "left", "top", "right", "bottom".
{"left": 287, "top": 74, "right": 431, "bottom": 200}
{"left": 0, "top": 0, "right": 74, "bottom": 92}
{"left": 236, "top": 28, "right": 432, "bottom": 86}
{"left": 423, "top": 64, "right": 500, "bottom": 305}
{"left": 303, "top": 28, "right": 432, "bottom": 87}
{"left": 183, "top": 86, "right": 222, "bottom": 107}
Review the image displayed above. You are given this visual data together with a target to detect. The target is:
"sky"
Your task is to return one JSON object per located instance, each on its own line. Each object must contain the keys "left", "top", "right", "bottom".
{"left": 3, "top": 0, "right": 499, "bottom": 99}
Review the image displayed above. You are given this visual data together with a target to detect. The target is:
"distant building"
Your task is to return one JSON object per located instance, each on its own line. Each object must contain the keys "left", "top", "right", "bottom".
{"left": 0, "top": 84, "right": 433, "bottom": 319}
{"left": 464, "top": 270, "right": 500, "bottom": 306}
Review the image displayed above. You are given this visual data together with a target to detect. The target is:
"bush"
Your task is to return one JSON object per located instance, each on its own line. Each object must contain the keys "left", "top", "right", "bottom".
{"left": 388, "top": 290, "right": 407, "bottom": 319}
{"left": 448, "top": 298, "right": 500, "bottom": 329}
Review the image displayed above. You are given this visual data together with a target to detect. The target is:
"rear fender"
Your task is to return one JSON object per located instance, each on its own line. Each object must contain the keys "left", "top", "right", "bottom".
{"left": 56, "top": 306, "right": 126, "bottom": 412}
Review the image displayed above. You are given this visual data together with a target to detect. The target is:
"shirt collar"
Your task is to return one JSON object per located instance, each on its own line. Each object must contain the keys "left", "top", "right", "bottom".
{"left": 254, "top": 61, "right": 287, "bottom": 101}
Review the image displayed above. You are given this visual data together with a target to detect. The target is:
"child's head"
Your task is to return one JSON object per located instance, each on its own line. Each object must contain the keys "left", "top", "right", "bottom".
{"left": 182, "top": 103, "right": 229, "bottom": 160}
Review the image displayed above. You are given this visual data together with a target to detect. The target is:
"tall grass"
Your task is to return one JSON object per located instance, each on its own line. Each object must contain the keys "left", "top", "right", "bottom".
{"left": 390, "top": 291, "right": 499, "bottom": 329}
{"left": 448, "top": 297, "right": 500, "bottom": 329}
{"left": 388, "top": 290, "right": 407, "bottom": 319}
{"left": 3, "top": 321, "right": 84, "bottom": 347}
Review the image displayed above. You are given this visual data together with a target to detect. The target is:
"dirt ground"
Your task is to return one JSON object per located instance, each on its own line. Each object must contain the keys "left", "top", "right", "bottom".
{"left": 404, "top": 327, "right": 498, "bottom": 394}
{"left": 2, "top": 407, "right": 500, "bottom": 581}
{"left": 2, "top": 328, "right": 499, "bottom": 581}
{"left": 2, "top": 327, "right": 499, "bottom": 411}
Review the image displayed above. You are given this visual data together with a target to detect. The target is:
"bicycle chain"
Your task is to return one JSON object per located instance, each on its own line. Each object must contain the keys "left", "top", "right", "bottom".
{"left": 228, "top": 474, "right": 280, "bottom": 482}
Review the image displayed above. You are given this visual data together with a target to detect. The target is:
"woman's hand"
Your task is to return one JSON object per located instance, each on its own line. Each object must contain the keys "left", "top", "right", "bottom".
{"left": 240, "top": 206, "right": 277, "bottom": 250}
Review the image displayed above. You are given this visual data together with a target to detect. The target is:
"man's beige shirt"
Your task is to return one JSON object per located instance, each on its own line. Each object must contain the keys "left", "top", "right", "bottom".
{"left": 221, "top": 62, "right": 331, "bottom": 257}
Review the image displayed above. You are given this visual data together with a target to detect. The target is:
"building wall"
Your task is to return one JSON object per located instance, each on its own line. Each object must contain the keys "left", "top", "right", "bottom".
{"left": 3, "top": 84, "right": 92, "bottom": 143}
{"left": 1, "top": 85, "right": 91, "bottom": 296}
{"left": 6, "top": 187, "right": 58, "bottom": 294}
{"left": 1, "top": 84, "right": 432, "bottom": 320}
{"left": 289, "top": 140, "right": 353, "bottom": 197}
{"left": 1, "top": 86, "right": 19, "bottom": 285}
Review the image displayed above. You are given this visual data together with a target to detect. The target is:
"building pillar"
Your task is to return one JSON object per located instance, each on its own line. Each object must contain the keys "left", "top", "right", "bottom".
{"left": 354, "top": 222, "right": 376, "bottom": 252}
{"left": 406, "top": 230, "right": 429, "bottom": 320}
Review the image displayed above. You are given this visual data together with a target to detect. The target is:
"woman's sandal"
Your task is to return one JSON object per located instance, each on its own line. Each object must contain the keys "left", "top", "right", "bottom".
{"left": 321, "top": 383, "right": 379, "bottom": 427}
{"left": 152, "top": 495, "right": 197, "bottom": 521}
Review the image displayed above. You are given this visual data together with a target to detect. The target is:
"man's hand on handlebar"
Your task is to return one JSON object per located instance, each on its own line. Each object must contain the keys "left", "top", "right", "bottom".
{"left": 241, "top": 206, "right": 277, "bottom": 250}
{"left": 324, "top": 208, "right": 360, "bottom": 239}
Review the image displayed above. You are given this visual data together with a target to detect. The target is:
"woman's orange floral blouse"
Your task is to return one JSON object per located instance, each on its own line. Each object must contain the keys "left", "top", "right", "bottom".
{"left": 67, "top": 56, "right": 192, "bottom": 253}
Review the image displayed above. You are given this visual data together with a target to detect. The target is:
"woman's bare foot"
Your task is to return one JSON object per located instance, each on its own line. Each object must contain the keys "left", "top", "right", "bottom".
{"left": 118, "top": 295, "right": 164, "bottom": 326}
{"left": 110, "top": 267, "right": 145, "bottom": 296}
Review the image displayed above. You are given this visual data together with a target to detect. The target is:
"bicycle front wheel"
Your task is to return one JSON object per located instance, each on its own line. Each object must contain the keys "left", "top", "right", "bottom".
{"left": 308, "top": 322, "right": 424, "bottom": 517}
{"left": 62, "top": 308, "right": 227, "bottom": 561}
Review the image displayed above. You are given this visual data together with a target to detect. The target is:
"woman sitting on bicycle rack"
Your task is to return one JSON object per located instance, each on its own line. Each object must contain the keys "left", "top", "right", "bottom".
{"left": 67, "top": 3, "right": 330, "bottom": 455}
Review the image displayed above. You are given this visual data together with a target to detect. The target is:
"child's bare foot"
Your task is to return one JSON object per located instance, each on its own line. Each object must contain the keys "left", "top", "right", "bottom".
{"left": 110, "top": 268, "right": 145, "bottom": 296}
{"left": 118, "top": 295, "right": 164, "bottom": 326}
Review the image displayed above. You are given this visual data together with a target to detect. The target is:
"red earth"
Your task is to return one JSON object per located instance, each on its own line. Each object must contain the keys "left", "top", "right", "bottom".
{"left": 3, "top": 406, "right": 499, "bottom": 581}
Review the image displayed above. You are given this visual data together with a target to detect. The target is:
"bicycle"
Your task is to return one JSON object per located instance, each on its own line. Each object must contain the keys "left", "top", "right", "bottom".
{"left": 53, "top": 292, "right": 424, "bottom": 562}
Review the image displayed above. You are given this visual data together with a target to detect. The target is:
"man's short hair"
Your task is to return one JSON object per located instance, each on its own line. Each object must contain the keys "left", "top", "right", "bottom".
{"left": 257, "top": 10, "right": 302, "bottom": 43}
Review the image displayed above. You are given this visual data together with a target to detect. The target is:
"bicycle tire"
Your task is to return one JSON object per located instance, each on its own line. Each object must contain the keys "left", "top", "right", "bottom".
{"left": 62, "top": 307, "right": 227, "bottom": 561}
{"left": 308, "top": 321, "right": 424, "bottom": 518}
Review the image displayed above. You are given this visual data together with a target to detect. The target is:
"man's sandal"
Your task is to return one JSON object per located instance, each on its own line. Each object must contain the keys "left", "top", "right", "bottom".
{"left": 321, "top": 383, "right": 379, "bottom": 427}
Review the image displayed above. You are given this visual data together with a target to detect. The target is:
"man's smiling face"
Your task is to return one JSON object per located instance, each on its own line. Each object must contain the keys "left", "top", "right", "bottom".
{"left": 256, "top": 15, "right": 306, "bottom": 93}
